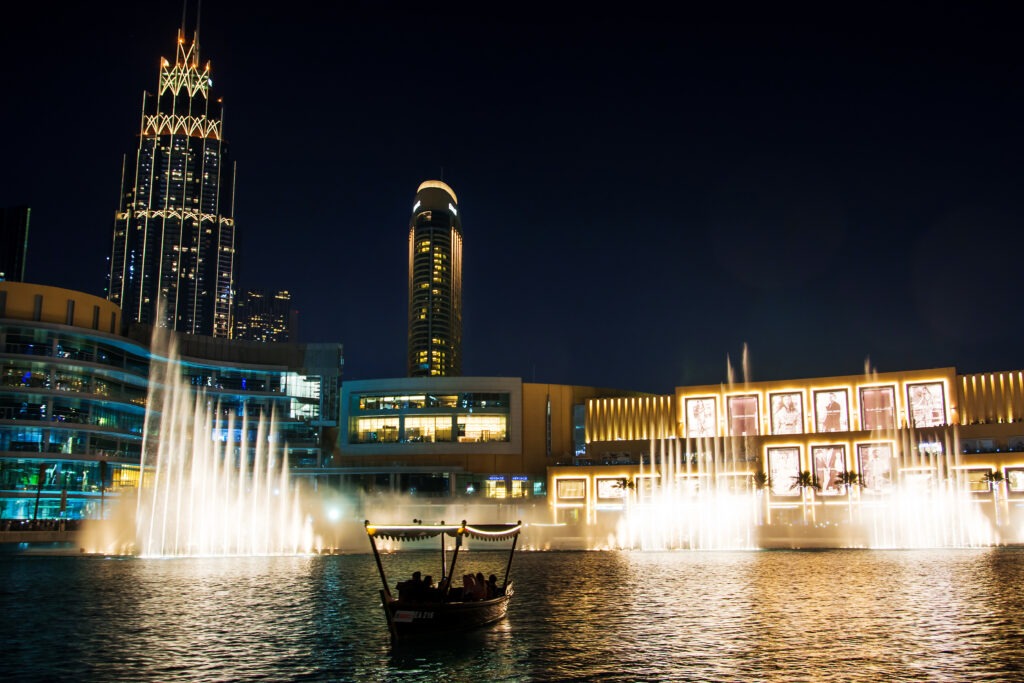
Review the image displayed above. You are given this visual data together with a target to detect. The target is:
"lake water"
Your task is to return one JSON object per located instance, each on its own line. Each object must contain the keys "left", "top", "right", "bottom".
{"left": 2, "top": 548, "right": 1023, "bottom": 682}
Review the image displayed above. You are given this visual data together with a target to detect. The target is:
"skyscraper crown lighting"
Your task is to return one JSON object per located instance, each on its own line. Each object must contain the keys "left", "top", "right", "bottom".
{"left": 107, "top": 20, "right": 237, "bottom": 338}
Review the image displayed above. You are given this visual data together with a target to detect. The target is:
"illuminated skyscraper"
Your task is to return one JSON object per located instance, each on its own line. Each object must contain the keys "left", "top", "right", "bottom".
{"left": 107, "top": 21, "right": 236, "bottom": 338}
{"left": 407, "top": 181, "right": 462, "bottom": 377}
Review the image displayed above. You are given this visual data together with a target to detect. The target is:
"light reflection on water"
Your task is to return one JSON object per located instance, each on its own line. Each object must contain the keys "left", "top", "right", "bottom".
{"left": 2, "top": 549, "right": 1023, "bottom": 682}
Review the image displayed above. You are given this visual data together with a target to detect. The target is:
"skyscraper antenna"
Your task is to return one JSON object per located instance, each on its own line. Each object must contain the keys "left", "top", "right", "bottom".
{"left": 180, "top": 0, "right": 187, "bottom": 34}
{"left": 195, "top": 0, "right": 202, "bottom": 47}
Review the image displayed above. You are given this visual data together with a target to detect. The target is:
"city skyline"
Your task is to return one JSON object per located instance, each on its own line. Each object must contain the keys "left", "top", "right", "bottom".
{"left": 2, "top": 3, "right": 1022, "bottom": 393}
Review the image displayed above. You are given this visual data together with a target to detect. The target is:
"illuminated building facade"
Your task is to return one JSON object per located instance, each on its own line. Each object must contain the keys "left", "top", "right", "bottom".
{"left": 551, "top": 368, "right": 1024, "bottom": 542}
{"left": 107, "top": 24, "right": 236, "bottom": 338}
{"left": 312, "top": 377, "right": 639, "bottom": 499}
{"left": 0, "top": 282, "right": 341, "bottom": 520}
{"left": 1, "top": 206, "right": 30, "bottom": 282}
{"left": 407, "top": 181, "right": 462, "bottom": 377}
{"left": 234, "top": 289, "right": 295, "bottom": 342}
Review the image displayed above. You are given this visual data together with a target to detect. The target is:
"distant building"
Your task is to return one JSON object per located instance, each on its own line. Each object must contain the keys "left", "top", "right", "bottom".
{"left": 107, "top": 22, "right": 237, "bottom": 338}
{"left": 407, "top": 181, "right": 462, "bottom": 377}
{"left": 234, "top": 289, "right": 296, "bottom": 343}
{"left": 1, "top": 206, "right": 30, "bottom": 282}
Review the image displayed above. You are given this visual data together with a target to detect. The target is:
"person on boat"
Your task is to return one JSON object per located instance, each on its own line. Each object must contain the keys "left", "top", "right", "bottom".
{"left": 486, "top": 574, "right": 500, "bottom": 598}
{"left": 397, "top": 571, "right": 424, "bottom": 600}
{"left": 462, "top": 573, "right": 477, "bottom": 601}
{"left": 421, "top": 575, "right": 440, "bottom": 601}
{"left": 474, "top": 572, "right": 488, "bottom": 600}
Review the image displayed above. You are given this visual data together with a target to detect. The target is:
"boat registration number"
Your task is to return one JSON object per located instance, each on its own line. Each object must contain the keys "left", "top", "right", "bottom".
{"left": 394, "top": 610, "right": 434, "bottom": 622}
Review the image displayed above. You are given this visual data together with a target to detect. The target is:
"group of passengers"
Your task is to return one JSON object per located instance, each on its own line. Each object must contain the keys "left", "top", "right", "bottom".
{"left": 397, "top": 570, "right": 501, "bottom": 602}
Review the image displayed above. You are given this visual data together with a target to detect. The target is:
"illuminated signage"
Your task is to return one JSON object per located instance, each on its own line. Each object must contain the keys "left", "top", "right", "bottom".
{"left": 488, "top": 475, "right": 505, "bottom": 481}
{"left": 511, "top": 475, "right": 528, "bottom": 481}
{"left": 412, "top": 200, "right": 421, "bottom": 212}
{"left": 448, "top": 202, "right": 458, "bottom": 216}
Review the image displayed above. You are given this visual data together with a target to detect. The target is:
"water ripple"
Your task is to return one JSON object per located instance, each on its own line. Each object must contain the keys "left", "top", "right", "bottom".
{"left": 2, "top": 548, "right": 1023, "bottom": 681}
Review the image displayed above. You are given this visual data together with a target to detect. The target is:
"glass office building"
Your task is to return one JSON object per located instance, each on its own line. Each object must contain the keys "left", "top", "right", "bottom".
{"left": 0, "top": 282, "right": 341, "bottom": 520}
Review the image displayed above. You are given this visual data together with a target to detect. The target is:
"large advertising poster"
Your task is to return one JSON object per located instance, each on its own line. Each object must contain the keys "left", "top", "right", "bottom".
{"left": 857, "top": 443, "right": 893, "bottom": 493}
{"left": 686, "top": 397, "right": 717, "bottom": 438}
{"left": 596, "top": 478, "right": 627, "bottom": 500}
{"left": 557, "top": 478, "right": 586, "bottom": 500}
{"left": 768, "top": 447, "right": 800, "bottom": 496}
{"left": 728, "top": 395, "right": 759, "bottom": 436}
{"left": 812, "top": 445, "right": 846, "bottom": 495}
{"left": 770, "top": 392, "right": 804, "bottom": 435}
{"left": 860, "top": 386, "right": 896, "bottom": 431}
{"left": 907, "top": 382, "right": 946, "bottom": 427}
{"left": 814, "top": 389, "right": 849, "bottom": 433}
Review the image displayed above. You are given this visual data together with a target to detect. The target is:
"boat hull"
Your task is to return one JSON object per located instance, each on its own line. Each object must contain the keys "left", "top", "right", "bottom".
{"left": 382, "top": 583, "right": 514, "bottom": 640}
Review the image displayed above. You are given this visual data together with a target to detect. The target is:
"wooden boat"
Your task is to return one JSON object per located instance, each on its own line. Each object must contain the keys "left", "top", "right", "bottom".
{"left": 365, "top": 519, "right": 522, "bottom": 642}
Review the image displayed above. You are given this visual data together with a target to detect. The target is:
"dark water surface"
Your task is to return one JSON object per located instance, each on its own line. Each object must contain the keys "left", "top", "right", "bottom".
{"left": 2, "top": 548, "right": 1023, "bottom": 682}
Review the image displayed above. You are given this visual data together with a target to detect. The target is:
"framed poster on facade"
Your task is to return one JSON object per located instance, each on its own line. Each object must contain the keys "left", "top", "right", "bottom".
{"left": 768, "top": 447, "right": 801, "bottom": 496}
{"left": 557, "top": 478, "right": 586, "bottom": 500}
{"left": 770, "top": 392, "right": 804, "bottom": 435}
{"left": 685, "top": 397, "right": 717, "bottom": 438}
{"left": 812, "top": 445, "right": 846, "bottom": 495}
{"left": 596, "top": 478, "right": 627, "bottom": 500}
{"left": 728, "top": 395, "right": 759, "bottom": 436}
{"left": 860, "top": 385, "right": 896, "bottom": 431}
{"left": 856, "top": 443, "right": 893, "bottom": 493}
{"left": 907, "top": 382, "right": 946, "bottom": 427}
{"left": 814, "top": 389, "right": 849, "bottom": 433}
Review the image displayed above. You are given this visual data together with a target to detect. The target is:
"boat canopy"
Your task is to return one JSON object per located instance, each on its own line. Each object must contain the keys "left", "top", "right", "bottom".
{"left": 365, "top": 521, "right": 522, "bottom": 542}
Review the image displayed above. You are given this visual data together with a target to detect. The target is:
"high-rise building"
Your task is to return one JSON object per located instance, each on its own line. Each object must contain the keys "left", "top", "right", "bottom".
{"left": 1, "top": 206, "right": 30, "bottom": 282}
{"left": 234, "top": 289, "right": 296, "bottom": 343}
{"left": 107, "top": 22, "right": 237, "bottom": 338}
{"left": 407, "top": 180, "right": 462, "bottom": 377}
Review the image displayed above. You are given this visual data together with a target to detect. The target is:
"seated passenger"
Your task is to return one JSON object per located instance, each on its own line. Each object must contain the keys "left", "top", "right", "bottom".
{"left": 462, "top": 573, "right": 477, "bottom": 601}
{"left": 486, "top": 574, "right": 500, "bottom": 598}
{"left": 474, "top": 572, "right": 488, "bottom": 600}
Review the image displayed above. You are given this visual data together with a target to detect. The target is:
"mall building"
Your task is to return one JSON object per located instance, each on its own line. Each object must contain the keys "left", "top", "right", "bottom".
{"left": 0, "top": 281, "right": 341, "bottom": 520}
{"left": 305, "top": 377, "right": 643, "bottom": 502}
{"left": 550, "top": 366, "right": 1024, "bottom": 531}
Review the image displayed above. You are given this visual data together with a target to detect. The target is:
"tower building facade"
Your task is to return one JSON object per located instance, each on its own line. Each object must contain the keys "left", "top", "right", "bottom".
{"left": 407, "top": 181, "right": 462, "bottom": 377}
{"left": 107, "top": 24, "right": 237, "bottom": 338}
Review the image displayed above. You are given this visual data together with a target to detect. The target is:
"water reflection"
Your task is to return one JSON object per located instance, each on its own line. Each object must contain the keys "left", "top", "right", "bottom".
{"left": 2, "top": 549, "right": 1023, "bottom": 682}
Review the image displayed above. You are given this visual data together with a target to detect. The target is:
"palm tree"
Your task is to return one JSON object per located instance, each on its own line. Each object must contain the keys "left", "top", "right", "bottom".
{"left": 983, "top": 470, "right": 1006, "bottom": 526}
{"left": 790, "top": 470, "right": 820, "bottom": 524}
{"left": 790, "top": 470, "right": 820, "bottom": 495}
{"left": 982, "top": 470, "right": 1005, "bottom": 489}
{"left": 752, "top": 470, "right": 771, "bottom": 525}
{"left": 835, "top": 470, "right": 864, "bottom": 495}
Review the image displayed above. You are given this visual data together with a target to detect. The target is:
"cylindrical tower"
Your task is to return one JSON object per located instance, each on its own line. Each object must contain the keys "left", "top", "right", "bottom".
{"left": 407, "top": 180, "right": 462, "bottom": 377}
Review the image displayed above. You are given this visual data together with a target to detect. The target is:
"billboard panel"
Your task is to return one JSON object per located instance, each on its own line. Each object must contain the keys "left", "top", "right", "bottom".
{"left": 860, "top": 385, "right": 896, "bottom": 431}
{"left": 686, "top": 397, "right": 717, "bottom": 438}
{"left": 857, "top": 443, "right": 893, "bottom": 493}
{"left": 812, "top": 445, "right": 846, "bottom": 495}
{"left": 814, "top": 389, "right": 849, "bottom": 433}
{"left": 907, "top": 382, "right": 946, "bottom": 427}
{"left": 728, "top": 395, "right": 759, "bottom": 436}
{"left": 770, "top": 392, "right": 804, "bottom": 435}
{"left": 768, "top": 447, "right": 801, "bottom": 496}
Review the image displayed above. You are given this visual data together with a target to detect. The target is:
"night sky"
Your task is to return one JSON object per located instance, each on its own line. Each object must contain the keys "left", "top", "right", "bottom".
{"left": 3, "top": 3, "right": 1022, "bottom": 394}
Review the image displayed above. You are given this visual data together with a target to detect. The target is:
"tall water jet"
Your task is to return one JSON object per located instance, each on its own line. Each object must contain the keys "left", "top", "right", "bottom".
{"left": 134, "top": 332, "right": 314, "bottom": 557}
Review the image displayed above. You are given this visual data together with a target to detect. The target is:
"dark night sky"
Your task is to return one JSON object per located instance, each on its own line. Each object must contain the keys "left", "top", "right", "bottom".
{"left": 3, "top": 2, "right": 1022, "bottom": 394}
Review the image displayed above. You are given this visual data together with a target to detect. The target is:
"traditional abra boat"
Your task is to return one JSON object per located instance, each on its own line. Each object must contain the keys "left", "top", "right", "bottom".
{"left": 365, "top": 519, "right": 522, "bottom": 642}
